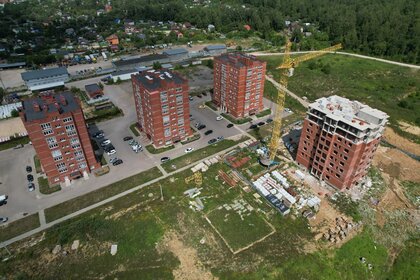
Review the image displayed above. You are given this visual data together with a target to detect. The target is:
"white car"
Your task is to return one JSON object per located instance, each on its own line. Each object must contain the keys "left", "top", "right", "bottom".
{"left": 28, "top": 183, "right": 35, "bottom": 192}
{"left": 185, "top": 147, "right": 194, "bottom": 153}
{"left": 100, "top": 139, "right": 111, "bottom": 146}
{"left": 109, "top": 157, "right": 118, "bottom": 164}
{"left": 107, "top": 149, "right": 116, "bottom": 155}
{"left": 0, "top": 217, "right": 8, "bottom": 223}
{"left": 216, "top": 116, "right": 223, "bottom": 121}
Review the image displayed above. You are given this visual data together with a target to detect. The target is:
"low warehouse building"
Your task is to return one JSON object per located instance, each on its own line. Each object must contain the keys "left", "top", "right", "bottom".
{"left": 113, "top": 54, "right": 169, "bottom": 70}
{"left": 163, "top": 48, "right": 189, "bottom": 62}
{"left": 21, "top": 67, "right": 69, "bottom": 91}
{"left": 203, "top": 45, "right": 227, "bottom": 56}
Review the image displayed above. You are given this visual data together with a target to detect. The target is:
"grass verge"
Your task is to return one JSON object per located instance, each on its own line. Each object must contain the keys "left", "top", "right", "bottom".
{"left": 129, "top": 123, "right": 140, "bottom": 136}
{"left": 255, "top": 108, "right": 272, "bottom": 118}
{"left": 0, "top": 213, "right": 40, "bottom": 242}
{"left": 221, "top": 113, "right": 252, "bottom": 125}
{"left": 86, "top": 106, "right": 123, "bottom": 123}
{"left": 0, "top": 136, "right": 30, "bottom": 152}
{"left": 33, "top": 155, "right": 42, "bottom": 173}
{"left": 205, "top": 101, "right": 217, "bottom": 111}
{"left": 44, "top": 167, "right": 163, "bottom": 222}
{"left": 145, "top": 144, "right": 174, "bottom": 154}
{"left": 38, "top": 177, "right": 61, "bottom": 195}
{"left": 162, "top": 137, "right": 249, "bottom": 172}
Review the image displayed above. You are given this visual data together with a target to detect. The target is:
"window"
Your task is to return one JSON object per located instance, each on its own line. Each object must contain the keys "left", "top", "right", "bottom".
{"left": 46, "top": 137, "right": 57, "bottom": 144}
{"left": 43, "top": 129, "right": 53, "bottom": 136}
{"left": 177, "top": 118, "right": 184, "bottom": 126}
{"left": 78, "top": 162, "right": 87, "bottom": 169}
{"left": 63, "top": 117, "right": 73, "bottom": 123}
{"left": 74, "top": 150, "right": 83, "bottom": 156}
{"left": 51, "top": 150, "right": 63, "bottom": 161}
{"left": 344, "top": 148, "right": 349, "bottom": 154}
{"left": 160, "top": 91, "right": 168, "bottom": 103}
{"left": 40, "top": 123, "right": 51, "bottom": 130}
{"left": 164, "top": 127, "right": 171, "bottom": 137}
{"left": 65, "top": 124, "right": 75, "bottom": 132}
{"left": 67, "top": 130, "right": 77, "bottom": 136}
{"left": 176, "top": 94, "right": 183, "bottom": 104}
{"left": 70, "top": 138, "right": 79, "bottom": 145}
{"left": 76, "top": 156, "right": 85, "bottom": 161}
{"left": 72, "top": 143, "right": 81, "bottom": 149}
{"left": 162, "top": 104, "right": 169, "bottom": 115}
{"left": 176, "top": 87, "right": 182, "bottom": 92}
{"left": 163, "top": 116, "right": 170, "bottom": 126}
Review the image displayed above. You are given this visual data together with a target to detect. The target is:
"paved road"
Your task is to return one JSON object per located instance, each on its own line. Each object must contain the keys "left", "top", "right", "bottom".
{"left": 251, "top": 51, "right": 420, "bottom": 69}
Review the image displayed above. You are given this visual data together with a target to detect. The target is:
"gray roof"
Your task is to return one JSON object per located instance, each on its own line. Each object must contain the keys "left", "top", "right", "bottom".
{"left": 0, "top": 62, "right": 26, "bottom": 69}
{"left": 85, "top": 84, "right": 101, "bottom": 93}
{"left": 163, "top": 48, "right": 188, "bottom": 56}
{"left": 112, "top": 69, "right": 139, "bottom": 76}
{"left": 21, "top": 67, "right": 68, "bottom": 81}
{"left": 113, "top": 54, "right": 168, "bottom": 68}
{"left": 204, "top": 45, "right": 226, "bottom": 51}
{"left": 133, "top": 70, "right": 186, "bottom": 91}
{"left": 22, "top": 91, "right": 80, "bottom": 122}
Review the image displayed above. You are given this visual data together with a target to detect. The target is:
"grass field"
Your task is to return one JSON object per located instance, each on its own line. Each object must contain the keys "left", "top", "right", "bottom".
{"left": 0, "top": 214, "right": 39, "bottom": 242}
{"left": 129, "top": 123, "right": 140, "bottom": 136}
{"left": 221, "top": 113, "right": 252, "bottom": 125}
{"left": 33, "top": 155, "right": 42, "bottom": 174}
{"left": 261, "top": 54, "right": 420, "bottom": 141}
{"left": 44, "top": 167, "right": 162, "bottom": 222}
{"left": 161, "top": 137, "right": 249, "bottom": 172}
{"left": 145, "top": 144, "right": 174, "bottom": 154}
{"left": 37, "top": 176, "right": 61, "bottom": 195}
{"left": 0, "top": 136, "right": 30, "bottom": 152}
{"left": 207, "top": 203, "right": 274, "bottom": 253}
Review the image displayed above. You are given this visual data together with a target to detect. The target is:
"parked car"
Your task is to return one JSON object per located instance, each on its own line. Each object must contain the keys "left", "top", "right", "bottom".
{"left": 93, "top": 131, "right": 104, "bottom": 138}
{"left": 128, "top": 139, "right": 136, "bottom": 145}
{"left": 204, "top": 130, "right": 213, "bottom": 135}
{"left": 100, "top": 139, "right": 111, "bottom": 146}
{"left": 106, "top": 149, "right": 116, "bottom": 155}
{"left": 104, "top": 145, "right": 115, "bottom": 152}
{"left": 185, "top": 147, "right": 194, "bottom": 153}
{"left": 266, "top": 118, "right": 273, "bottom": 123}
{"left": 160, "top": 157, "right": 170, "bottom": 163}
{"left": 28, "top": 183, "right": 35, "bottom": 192}
{"left": 199, "top": 104, "right": 206, "bottom": 109}
{"left": 216, "top": 116, "right": 223, "bottom": 121}
{"left": 123, "top": 136, "right": 133, "bottom": 141}
{"left": 26, "top": 166, "right": 32, "bottom": 173}
{"left": 197, "top": 94, "right": 202, "bottom": 98}
{"left": 0, "top": 195, "right": 8, "bottom": 206}
{"left": 27, "top": 174, "right": 34, "bottom": 182}
{"left": 216, "top": 136, "right": 224, "bottom": 141}
{"left": 208, "top": 139, "right": 217, "bottom": 145}
{"left": 189, "top": 96, "right": 193, "bottom": 101}
{"left": 258, "top": 121, "right": 265, "bottom": 126}
{"left": 197, "top": 124, "right": 206, "bottom": 130}
{"left": 113, "top": 159, "right": 123, "bottom": 166}
{"left": 13, "top": 144, "right": 24, "bottom": 149}
{"left": 249, "top": 124, "right": 258, "bottom": 129}
{"left": 109, "top": 157, "right": 118, "bottom": 164}
{"left": 227, "top": 123, "right": 234, "bottom": 128}
{"left": 0, "top": 217, "right": 8, "bottom": 223}
{"left": 202, "top": 92, "right": 207, "bottom": 96}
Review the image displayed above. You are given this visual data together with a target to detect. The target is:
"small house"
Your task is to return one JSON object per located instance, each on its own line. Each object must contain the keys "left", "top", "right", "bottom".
{"left": 85, "top": 84, "right": 103, "bottom": 99}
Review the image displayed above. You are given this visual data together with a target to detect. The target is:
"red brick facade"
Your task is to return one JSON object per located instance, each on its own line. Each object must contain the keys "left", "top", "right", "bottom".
{"left": 212, "top": 53, "right": 266, "bottom": 119}
{"left": 20, "top": 92, "right": 99, "bottom": 185}
{"left": 131, "top": 70, "right": 192, "bottom": 147}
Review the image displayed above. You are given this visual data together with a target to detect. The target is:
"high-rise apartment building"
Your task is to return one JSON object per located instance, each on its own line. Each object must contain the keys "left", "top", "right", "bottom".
{"left": 296, "top": 96, "right": 388, "bottom": 190}
{"left": 20, "top": 91, "right": 100, "bottom": 185}
{"left": 212, "top": 53, "right": 266, "bottom": 118}
{"left": 131, "top": 70, "right": 192, "bottom": 147}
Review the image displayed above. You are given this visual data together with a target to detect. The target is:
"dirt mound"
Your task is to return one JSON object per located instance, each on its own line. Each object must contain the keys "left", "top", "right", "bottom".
{"left": 382, "top": 128, "right": 420, "bottom": 156}
{"left": 373, "top": 146, "right": 420, "bottom": 182}
{"left": 398, "top": 121, "right": 420, "bottom": 137}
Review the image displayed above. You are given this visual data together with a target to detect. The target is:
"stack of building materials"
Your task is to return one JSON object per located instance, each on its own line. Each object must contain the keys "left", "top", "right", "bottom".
{"left": 271, "top": 170, "right": 290, "bottom": 188}
{"left": 307, "top": 196, "right": 321, "bottom": 208}
{"left": 295, "top": 170, "right": 306, "bottom": 180}
{"left": 0, "top": 102, "right": 22, "bottom": 119}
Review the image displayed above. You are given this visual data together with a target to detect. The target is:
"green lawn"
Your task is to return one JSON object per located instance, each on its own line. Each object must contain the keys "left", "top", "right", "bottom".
{"left": 129, "top": 123, "right": 140, "bottom": 136}
{"left": 161, "top": 137, "right": 248, "bottom": 172}
{"left": 205, "top": 100, "right": 217, "bottom": 111}
{"left": 33, "top": 155, "right": 42, "bottom": 173}
{"left": 207, "top": 204, "right": 274, "bottom": 252}
{"left": 37, "top": 176, "right": 61, "bottom": 195}
{"left": 261, "top": 54, "right": 420, "bottom": 141}
{"left": 44, "top": 167, "right": 163, "bottom": 222}
{"left": 86, "top": 106, "right": 123, "bottom": 123}
{"left": 255, "top": 108, "right": 271, "bottom": 118}
{"left": 264, "top": 80, "right": 307, "bottom": 114}
{"left": 0, "top": 213, "right": 40, "bottom": 242}
{"left": 221, "top": 113, "right": 252, "bottom": 125}
{"left": 145, "top": 144, "right": 174, "bottom": 154}
{"left": 0, "top": 136, "right": 30, "bottom": 152}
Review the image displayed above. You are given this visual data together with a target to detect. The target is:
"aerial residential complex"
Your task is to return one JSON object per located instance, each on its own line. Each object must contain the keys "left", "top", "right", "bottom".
{"left": 296, "top": 96, "right": 388, "bottom": 190}
{"left": 21, "top": 67, "right": 69, "bottom": 91}
{"left": 20, "top": 91, "right": 99, "bottom": 185}
{"left": 131, "top": 70, "right": 192, "bottom": 147}
{"left": 212, "top": 53, "right": 266, "bottom": 119}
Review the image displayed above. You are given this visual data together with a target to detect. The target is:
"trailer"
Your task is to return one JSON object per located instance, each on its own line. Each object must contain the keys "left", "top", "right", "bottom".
{"left": 101, "top": 52, "right": 108, "bottom": 61}
{"left": 89, "top": 54, "right": 97, "bottom": 63}
{"left": 85, "top": 55, "right": 91, "bottom": 62}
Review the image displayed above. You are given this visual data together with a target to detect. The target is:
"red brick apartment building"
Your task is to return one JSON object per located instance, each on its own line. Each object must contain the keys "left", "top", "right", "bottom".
{"left": 131, "top": 70, "right": 192, "bottom": 147}
{"left": 212, "top": 53, "right": 266, "bottom": 118}
{"left": 296, "top": 96, "right": 388, "bottom": 190}
{"left": 20, "top": 92, "right": 99, "bottom": 185}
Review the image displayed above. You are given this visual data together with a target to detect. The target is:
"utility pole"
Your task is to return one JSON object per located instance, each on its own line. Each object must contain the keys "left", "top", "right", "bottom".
{"left": 160, "top": 184, "right": 164, "bottom": 201}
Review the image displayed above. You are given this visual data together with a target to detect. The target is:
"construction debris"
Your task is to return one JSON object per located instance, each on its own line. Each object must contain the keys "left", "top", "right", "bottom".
{"left": 52, "top": 245, "right": 62, "bottom": 255}
{"left": 110, "top": 244, "right": 118, "bottom": 256}
{"left": 218, "top": 170, "right": 238, "bottom": 187}
{"left": 71, "top": 240, "right": 80, "bottom": 250}
{"left": 323, "top": 217, "right": 362, "bottom": 243}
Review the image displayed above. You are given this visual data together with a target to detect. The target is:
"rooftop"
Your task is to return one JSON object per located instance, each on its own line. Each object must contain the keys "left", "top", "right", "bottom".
{"left": 85, "top": 84, "right": 101, "bottom": 93}
{"left": 204, "top": 44, "right": 226, "bottom": 51}
{"left": 216, "top": 52, "right": 265, "bottom": 68}
{"left": 21, "top": 91, "right": 80, "bottom": 122}
{"left": 133, "top": 70, "right": 186, "bottom": 91}
{"left": 310, "top": 95, "right": 389, "bottom": 130}
{"left": 113, "top": 53, "right": 168, "bottom": 68}
{"left": 21, "top": 67, "right": 68, "bottom": 81}
{"left": 163, "top": 48, "right": 188, "bottom": 56}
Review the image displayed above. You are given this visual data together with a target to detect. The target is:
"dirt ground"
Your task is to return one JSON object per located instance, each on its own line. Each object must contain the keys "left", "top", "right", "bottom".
{"left": 372, "top": 146, "right": 420, "bottom": 182}
{"left": 398, "top": 121, "right": 420, "bottom": 137}
{"left": 382, "top": 128, "right": 420, "bottom": 156}
{"left": 0, "top": 69, "right": 25, "bottom": 89}
{"left": 159, "top": 231, "right": 217, "bottom": 280}
{"left": 0, "top": 117, "right": 26, "bottom": 138}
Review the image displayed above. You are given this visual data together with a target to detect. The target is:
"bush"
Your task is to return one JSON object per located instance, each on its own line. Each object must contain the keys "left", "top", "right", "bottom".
{"left": 11, "top": 109, "right": 19, "bottom": 117}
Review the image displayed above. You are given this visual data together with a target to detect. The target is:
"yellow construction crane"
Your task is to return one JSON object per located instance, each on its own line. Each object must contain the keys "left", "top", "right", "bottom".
{"left": 185, "top": 172, "right": 203, "bottom": 187}
{"left": 260, "top": 42, "right": 342, "bottom": 166}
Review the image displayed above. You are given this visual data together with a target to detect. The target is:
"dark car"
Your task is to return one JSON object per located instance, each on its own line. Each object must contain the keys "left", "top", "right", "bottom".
{"left": 197, "top": 94, "right": 202, "bottom": 98}
{"left": 208, "top": 139, "right": 217, "bottom": 144}
{"left": 27, "top": 174, "right": 34, "bottom": 182}
{"left": 104, "top": 145, "right": 115, "bottom": 152}
{"left": 112, "top": 159, "right": 123, "bottom": 166}
{"left": 258, "top": 122, "right": 265, "bottom": 126}
{"left": 160, "top": 157, "right": 170, "bottom": 163}
{"left": 197, "top": 124, "right": 206, "bottom": 130}
{"left": 202, "top": 92, "right": 207, "bottom": 96}
{"left": 249, "top": 124, "right": 258, "bottom": 129}
{"left": 94, "top": 133, "right": 104, "bottom": 139}
{"left": 123, "top": 136, "right": 133, "bottom": 141}
{"left": 227, "top": 123, "right": 234, "bottom": 128}
{"left": 266, "top": 118, "right": 273, "bottom": 123}
{"left": 26, "top": 166, "right": 32, "bottom": 173}
{"left": 204, "top": 130, "right": 213, "bottom": 135}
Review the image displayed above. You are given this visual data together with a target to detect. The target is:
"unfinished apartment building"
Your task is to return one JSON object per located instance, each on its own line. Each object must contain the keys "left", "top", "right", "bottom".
{"left": 296, "top": 95, "right": 388, "bottom": 190}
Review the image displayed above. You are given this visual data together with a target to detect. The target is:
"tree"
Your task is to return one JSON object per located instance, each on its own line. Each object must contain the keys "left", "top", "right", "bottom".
{"left": 153, "top": 61, "right": 162, "bottom": 70}
{"left": 0, "top": 87, "right": 5, "bottom": 104}
{"left": 11, "top": 109, "right": 19, "bottom": 118}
